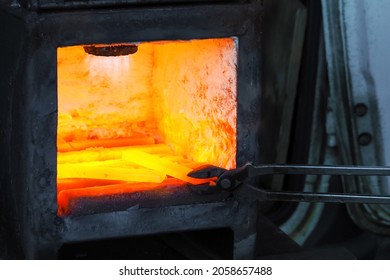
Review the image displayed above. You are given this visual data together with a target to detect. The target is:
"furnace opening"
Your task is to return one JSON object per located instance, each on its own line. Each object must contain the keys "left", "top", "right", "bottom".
{"left": 57, "top": 38, "right": 237, "bottom": 216}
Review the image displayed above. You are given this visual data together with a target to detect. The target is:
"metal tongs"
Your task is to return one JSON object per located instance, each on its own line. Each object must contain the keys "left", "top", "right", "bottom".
{"left": 187, "top": 163, "right": 390, "bottom": 204}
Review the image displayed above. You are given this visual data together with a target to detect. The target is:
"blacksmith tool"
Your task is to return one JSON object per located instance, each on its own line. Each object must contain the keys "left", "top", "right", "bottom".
{"left": 187, "top": 163, "right": 390, "bottom": 204}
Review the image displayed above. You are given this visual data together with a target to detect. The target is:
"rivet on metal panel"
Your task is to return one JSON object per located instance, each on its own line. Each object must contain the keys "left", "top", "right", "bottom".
{"left": 358, "top": 132, "right": 372, "bottom": 146}
{"left": 354, "top": 103, "right": 368, "bottom": 117}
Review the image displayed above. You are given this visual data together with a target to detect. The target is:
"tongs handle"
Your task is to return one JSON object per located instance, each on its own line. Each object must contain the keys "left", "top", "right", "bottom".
{"left": 218, "top": 163, "right": 390, "bottom": 190}
{"left": 240, "top": 184, "right": 390, "bottom": 204}
{"left": 216, "top": 163, "right": 390, "bottom": 204}
{"left": 247, "top": 163, "right": 390, "bottom": 176}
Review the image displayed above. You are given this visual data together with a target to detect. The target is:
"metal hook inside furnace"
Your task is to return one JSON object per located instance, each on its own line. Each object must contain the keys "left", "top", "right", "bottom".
{"left": 83, "top": 44, "right": 138, "bottom": 56}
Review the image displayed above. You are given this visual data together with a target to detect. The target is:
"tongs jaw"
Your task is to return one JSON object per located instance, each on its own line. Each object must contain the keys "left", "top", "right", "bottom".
{"left": 188, "top": 163, "right": 390, "bottom": 204}
{"left": 189, "top": 163, "right": 250, "bottom": 190}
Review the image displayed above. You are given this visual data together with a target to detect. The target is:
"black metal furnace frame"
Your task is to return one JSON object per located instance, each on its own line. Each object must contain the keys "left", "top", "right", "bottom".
{"left": 0, "top": 0, "right": 262, "bottom": 259}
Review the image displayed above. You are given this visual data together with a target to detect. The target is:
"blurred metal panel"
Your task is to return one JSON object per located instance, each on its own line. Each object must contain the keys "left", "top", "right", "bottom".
{"left": 322, "top": 0, "right": 390, "bottom": 233}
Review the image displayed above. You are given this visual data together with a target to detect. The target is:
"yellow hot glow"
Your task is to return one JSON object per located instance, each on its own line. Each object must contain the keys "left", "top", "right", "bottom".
{"left": 57, "top": 38, "right": 237, "bottom": 216}
{"left": 57, "top": 164, "right": 166, "bottom": 183}
{"left": 122, "top": 149, "right": 211, "bottom": 185}
{"left": 152, "top": 39, "right": 237, "bottom": 168}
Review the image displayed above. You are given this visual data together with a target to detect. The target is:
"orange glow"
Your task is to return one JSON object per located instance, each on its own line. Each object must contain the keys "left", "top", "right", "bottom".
{"left": 57, "top": 144, "right": 173, "bottom": 164}
{"left": 57, "top": 136, "right": 155, "bottom": 152}
{"left": 57, "top": 164, "right": 166, "bottom": 182}
{"left": 57, "top": 38, "right": 237, "bottom": 216}
{"left": 57, "top": 178, "right": 186, "bottom": 216}
{"left": 122, "top": 149, "right": 211, "bottom": 185}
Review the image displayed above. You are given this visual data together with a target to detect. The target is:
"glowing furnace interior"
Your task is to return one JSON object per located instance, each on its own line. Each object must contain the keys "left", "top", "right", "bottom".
{"left": 56, "top": 38, "right": 238, "bottom": 216}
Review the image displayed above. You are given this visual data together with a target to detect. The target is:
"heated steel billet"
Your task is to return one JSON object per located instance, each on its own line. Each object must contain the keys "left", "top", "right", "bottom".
{"left": 57, "top": 144, "right": 172, "bottom": 164}
{"left": 57, "top": 165, "right": 166, "bottom": 182}
{"left": 123, "top": 149, "right": 211, "bottom": 185}
{"left": 57, "top": 136, "right": 155, "bottom": 152}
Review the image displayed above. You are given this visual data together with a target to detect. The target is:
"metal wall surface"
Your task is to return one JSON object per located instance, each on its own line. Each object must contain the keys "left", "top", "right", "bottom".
{"left": 364, "top": 0, "right": 390, "bottom": 186}
{"left": 322, "top": 0, "right": 390, "bottom": 233}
